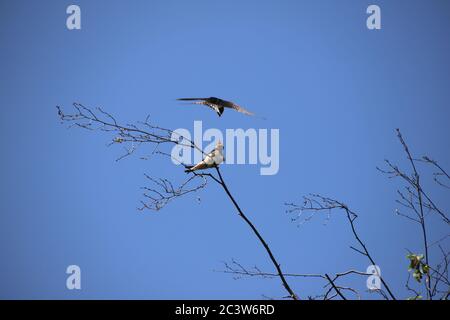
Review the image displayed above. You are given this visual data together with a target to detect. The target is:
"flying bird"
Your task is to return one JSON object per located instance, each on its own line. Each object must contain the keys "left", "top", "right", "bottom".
{"left": 185, "top": 140, "right": 224, "bottom": 173}
{"left": 177, "top": 97, "right": 254, "bottom": 117}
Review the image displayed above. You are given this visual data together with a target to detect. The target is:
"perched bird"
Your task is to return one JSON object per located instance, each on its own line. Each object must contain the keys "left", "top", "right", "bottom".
{"left": 177, "top": 97, "right": 254, "bottom": 117}
{"left": 185, "top": 140, "right": 224, "bottom": 173}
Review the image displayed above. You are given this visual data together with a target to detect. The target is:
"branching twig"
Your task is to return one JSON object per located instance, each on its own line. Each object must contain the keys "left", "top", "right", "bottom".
{"left": 286, "top": 194, "right": 397, "bottom": 300}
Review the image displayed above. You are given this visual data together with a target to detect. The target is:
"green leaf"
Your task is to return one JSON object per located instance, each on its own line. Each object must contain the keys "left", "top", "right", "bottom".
{"left": 413, "top": 270, "right": 423, "bottom": 283}
{"left": 407, "top": 295, "right": 422, "bottom": 300}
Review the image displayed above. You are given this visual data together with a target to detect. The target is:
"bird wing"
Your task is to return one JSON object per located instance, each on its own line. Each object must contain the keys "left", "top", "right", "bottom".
{"left": 204, "top": 150, "right": 217, "bottom": 164}
{"left": 189, "top": 161, "right": 209, "bottom": 171}
{"left": 221, "top": 100, "right": 254, "bottom": 116}
{"left": 177, "top": 98, "right": 220, "bottom": 113}
{"left": 189, "top": 150, "right": 216, "bottom": 171}
{"left": 177, "top": 98, "right": 208, "bottom": 101}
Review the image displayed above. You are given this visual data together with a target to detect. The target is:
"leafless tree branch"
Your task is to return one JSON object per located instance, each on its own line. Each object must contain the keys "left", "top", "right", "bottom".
{"left": 286, "top": 194, "right": 397, "bottom": 300}
{"left": 57, "top": 102, "right": 299, "bottom": 300}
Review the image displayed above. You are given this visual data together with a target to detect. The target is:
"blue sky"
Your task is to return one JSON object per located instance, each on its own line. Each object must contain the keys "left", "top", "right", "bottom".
{"left": 0, "top": 0, "right": 449, "bottom": 299}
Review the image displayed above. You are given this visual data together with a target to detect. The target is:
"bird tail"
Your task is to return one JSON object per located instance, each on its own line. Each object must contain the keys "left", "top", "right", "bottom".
{"left": 239, "top": 109, "right": 255, "bottom": 116}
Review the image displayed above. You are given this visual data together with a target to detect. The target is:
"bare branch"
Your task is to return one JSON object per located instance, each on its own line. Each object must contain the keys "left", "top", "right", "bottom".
{"left": 138, "top": 174, "right": 208, "bottom": 211}
{"left": 325, "top": 274, "right": 347, "bottom": 300}
{"left": 419, "top": 156, "right": 450, "bottom": 189}
{"left": 286, "top": 194, "right": 397, "bottom": 300}
{"left": 58, "top": 103, "right": 299, "bottom": 299}
{"left": 217, "top": 259, "right": 325, "bottom": 280}
{"left": 215, "top": 167, "right": 299, "bottom": 300}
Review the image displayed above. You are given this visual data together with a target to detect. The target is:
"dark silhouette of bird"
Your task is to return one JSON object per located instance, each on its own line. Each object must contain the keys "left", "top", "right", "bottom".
{"left": 177, "top": 97, "right": 254, "bottom": 117}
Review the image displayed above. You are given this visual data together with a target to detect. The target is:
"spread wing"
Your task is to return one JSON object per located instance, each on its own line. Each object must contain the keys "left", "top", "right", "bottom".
{"left": 177, "top": 98, "right": 220, "bottom": 113}
{"left": 221, "top": 100, "right": 254, "bottom": 116}
{"left": 177, "top": 98, "right": 208, "bottom": 101}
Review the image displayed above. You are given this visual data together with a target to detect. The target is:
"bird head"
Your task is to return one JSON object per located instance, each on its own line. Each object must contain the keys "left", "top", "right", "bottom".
{"left": 216, "top": 140, "right": 224, "bottom": 151}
